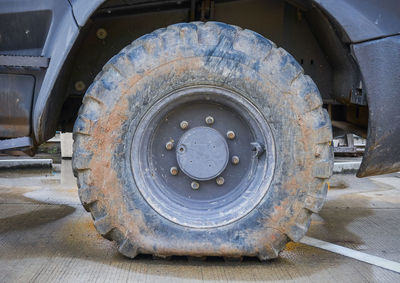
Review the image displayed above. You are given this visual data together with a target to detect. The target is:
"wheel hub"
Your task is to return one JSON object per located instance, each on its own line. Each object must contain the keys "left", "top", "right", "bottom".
{"left": 176, "top": 127, "right": 229, "bottom": 181}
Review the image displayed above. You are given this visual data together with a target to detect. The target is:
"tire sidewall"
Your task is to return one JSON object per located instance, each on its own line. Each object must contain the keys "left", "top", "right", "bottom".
{"left": 111, "top": 56, "right": 310, "bottom": 253}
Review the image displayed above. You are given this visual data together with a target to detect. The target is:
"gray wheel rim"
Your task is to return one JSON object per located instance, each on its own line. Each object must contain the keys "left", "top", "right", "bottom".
{"left": 130, "top": 86, "right": 275, "bottom": 228}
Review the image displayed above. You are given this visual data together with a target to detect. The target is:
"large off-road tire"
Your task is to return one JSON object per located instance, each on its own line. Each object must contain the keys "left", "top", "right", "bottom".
{"left": 72, "top": 22, "right": 333, "bottom": 260}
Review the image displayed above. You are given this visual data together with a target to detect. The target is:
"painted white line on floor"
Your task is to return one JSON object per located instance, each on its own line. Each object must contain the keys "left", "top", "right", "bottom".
{"left": 300, "top": 236, "right": 400, "bottom": 273}
{"left": 334, "top": 162, "right": 361, "bottom": 165}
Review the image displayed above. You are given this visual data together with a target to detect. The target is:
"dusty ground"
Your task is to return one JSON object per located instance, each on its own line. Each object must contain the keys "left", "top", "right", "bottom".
{"left": 1, "top": 160, "right": 400, "bottom": 282}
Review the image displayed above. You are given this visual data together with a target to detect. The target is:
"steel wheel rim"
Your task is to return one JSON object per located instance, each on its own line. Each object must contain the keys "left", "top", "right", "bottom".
{"left": 130, "top": 86, "right": 275, "bottom": 228}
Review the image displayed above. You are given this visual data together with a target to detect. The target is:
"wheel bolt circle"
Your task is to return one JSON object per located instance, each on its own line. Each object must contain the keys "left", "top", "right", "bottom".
{"left": 180, "top": 121, "right": 189, "bottom": 130}
{"left": 216, "top": 176, "right": 225, "bottom": 186}
{"left": 191, "top": 181, "right": 200, "bottom": 190}
{"left": 226, "top": 130, "right": 236, "bottom": 140}
{"left": 165, "top": 141, "right": 174, "bottom": 150}
{"left": 231, "top": 155, "right": 240, "bottom": 165}
{"left": 205, "top": 116, "right": 215, "bottom": 125}
{"left": 170, "top": 166, "right": 178, "bottom": 176}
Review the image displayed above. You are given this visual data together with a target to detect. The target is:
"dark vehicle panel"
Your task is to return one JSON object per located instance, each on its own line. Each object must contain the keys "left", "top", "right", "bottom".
{"left": 352, "top": 35, "right": 400, "bottom": 177}
{"left": 0, "top": 0, "right": 79, "bottom": 142}
{"left": 0, "top": 74, "right": 35, "bottom": 137}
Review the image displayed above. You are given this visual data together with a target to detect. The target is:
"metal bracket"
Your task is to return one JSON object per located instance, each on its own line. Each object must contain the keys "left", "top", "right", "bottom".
{"left": 0, "top": 137, "right": 33, "bottom": 151}
{"left": 0, "top": 55, "right": 49, "bottom": 68}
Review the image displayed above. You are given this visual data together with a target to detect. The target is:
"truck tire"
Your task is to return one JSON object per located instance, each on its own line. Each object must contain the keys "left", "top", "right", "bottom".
{"left": 72, "top": 22, "right": 333, "bottom": 260}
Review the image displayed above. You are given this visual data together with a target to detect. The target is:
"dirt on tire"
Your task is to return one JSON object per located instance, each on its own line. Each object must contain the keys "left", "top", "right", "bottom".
{"left": 72, "top": 21, "right": 333, "bottom": 260}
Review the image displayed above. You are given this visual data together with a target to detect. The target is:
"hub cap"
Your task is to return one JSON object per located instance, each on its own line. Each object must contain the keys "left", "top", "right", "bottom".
{"left": 130, "top": 86, "right": 275, "bottom": 228}
{"left": 176, "top": 127, "right": 229, "bottom": 181}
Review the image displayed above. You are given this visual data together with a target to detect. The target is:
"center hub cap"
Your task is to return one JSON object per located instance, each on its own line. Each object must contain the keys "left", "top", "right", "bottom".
{"left": 176, "top": 126, "right": 229, "bottom": 181}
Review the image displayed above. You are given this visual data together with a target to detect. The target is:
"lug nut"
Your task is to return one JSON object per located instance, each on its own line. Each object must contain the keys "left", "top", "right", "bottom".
{"left": 191, "top": 181, "right": 200, "bottom": 190}
{"left": 180, "top": 121, "right": 189, "bottom": 130}
{"left": 231, "top": 156, "right": 240, "bottom": 165}
{"left": 165, "top": 141, "right": 174, "bottom": 150}
{"left": 170, "top": 166, "right": 178, "bottom": 176}
{"left": 205, "top": 116, "right": 214, "bottom": 125}
{"left": 226, "top": 130, "right": 236, "bottom": 140}
{"left": 216, "top": 176, "right": 225, "bottom": 186}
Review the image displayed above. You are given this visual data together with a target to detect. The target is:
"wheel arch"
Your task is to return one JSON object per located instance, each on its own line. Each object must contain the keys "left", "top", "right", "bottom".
{"left": 32, "top": 0, "right": 377, "bottom": 143}
{"left": 34, "top": 0, "right": 400, "bottom": 176}
{"left": 32, "top": 0, "right": 105, "bottom": 144}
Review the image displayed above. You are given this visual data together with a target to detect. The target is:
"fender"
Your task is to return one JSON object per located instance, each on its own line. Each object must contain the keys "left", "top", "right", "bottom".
{"left": 312, "top": 0, "right": 400, "bottom": 176}
{"left": 352, "top": 35, "right": 400, "bottom": 177}
{"left": 30, "top": 0, "right": 80, "bottom": 143}
{"left": 313, "top": 0, "right": 400, "bottom": 43}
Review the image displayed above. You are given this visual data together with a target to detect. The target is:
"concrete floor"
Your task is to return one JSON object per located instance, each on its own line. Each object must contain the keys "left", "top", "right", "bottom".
{"left": 1, "top": 160, "right": 400, "bottom": 282}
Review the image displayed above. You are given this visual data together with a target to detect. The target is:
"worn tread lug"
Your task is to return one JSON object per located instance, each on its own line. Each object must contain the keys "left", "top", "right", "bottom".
{"left": 257, "top": 247, "right": 279, "bottom": 261}
{"left": 304, "top": 187, "right": 327, "bottom": 213}
{"left": 313, "top": 161, "right": 333, "bottom": 179}
{"left": 78, "top": 185, "right": 97, "bottom": 211}
{"left": 261, "top": 47, "right": 303, "bottom": 91}
{"left": 73, "top": 115, "right": 95, "bottom": 136}
{"left": 286, "top": 222, "right": 310, "bottom": 242}
{"left": 72, "top": 150, "right": 93, "bottom": 171}
{"left": 94, "top": 215, "right": 114, "bottom": 239}
{"left": 286, "top": 209, "right": 312, "bottom": 242}
{"left": 118, "top": 239, "right": 138, "bottom": 259}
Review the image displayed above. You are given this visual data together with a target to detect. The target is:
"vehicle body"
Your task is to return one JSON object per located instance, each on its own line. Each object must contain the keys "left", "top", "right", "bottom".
{"left": 1, "top": 0, "right": 399, "bottom": 259}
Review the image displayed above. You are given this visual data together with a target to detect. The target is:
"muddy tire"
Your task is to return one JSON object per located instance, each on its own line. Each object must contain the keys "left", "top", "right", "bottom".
{"left": 72, "top": 22, "right": 333, "bottom": 260}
